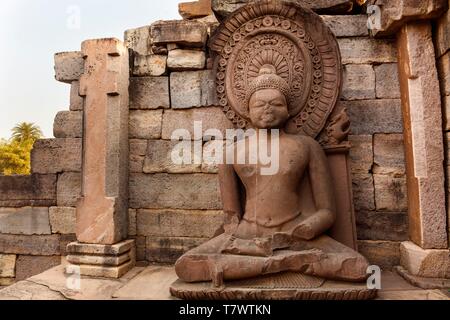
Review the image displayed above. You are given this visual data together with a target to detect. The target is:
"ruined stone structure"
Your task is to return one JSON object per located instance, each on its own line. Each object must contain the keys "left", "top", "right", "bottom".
{"left": 0, "top": 0, "right": 449, "bottom": 295}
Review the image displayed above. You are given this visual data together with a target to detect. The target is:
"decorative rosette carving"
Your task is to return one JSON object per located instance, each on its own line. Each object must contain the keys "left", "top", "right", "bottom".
{"left": 209, "top": 0, "right": 342, "bottom": 138}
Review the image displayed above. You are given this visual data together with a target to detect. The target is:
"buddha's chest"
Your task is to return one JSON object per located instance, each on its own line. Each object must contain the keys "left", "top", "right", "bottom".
{"left": 233, "top": 138, "right": 309, "bottom": 182}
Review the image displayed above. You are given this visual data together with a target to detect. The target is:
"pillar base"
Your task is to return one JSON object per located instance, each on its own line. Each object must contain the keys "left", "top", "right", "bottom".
{"left": 399, "top": 241, "right": 449, "bottom": 286}
{"left": 395, "top": 266, "right": 450, "bottom": 290}
{"left": 65, "top": 239, "right": 136, "bottom": 279}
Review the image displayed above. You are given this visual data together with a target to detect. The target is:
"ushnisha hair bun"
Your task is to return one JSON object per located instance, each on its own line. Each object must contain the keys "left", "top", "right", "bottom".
{"left": 246, "top": 64, "right": 290, "bottom": 109}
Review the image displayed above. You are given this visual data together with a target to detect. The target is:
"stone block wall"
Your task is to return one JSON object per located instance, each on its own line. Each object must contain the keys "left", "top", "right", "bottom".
{"left": 125, "top": 13, "right": 407, "bottom": 269}
{"left": 0, "top": 8, "right": 411, "bottom": 284}
{"left": 435, "top": 2, "right": 450, "bottom": 244}
{"left": 0, "top": 53, "right": 84, "bottom": 286}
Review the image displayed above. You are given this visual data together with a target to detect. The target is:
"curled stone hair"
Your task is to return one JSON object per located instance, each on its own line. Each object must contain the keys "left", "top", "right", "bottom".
{"left": 245, "top": 64, "right": 291, "bottom": 111}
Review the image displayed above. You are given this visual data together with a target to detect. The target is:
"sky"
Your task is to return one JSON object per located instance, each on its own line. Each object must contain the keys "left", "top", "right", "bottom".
{"left": 0, "top": 0, "right": 182, "bottom": 139}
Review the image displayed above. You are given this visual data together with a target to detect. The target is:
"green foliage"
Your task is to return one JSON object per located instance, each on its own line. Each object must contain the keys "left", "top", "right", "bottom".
{"left": 0, "top": 123, "right": 43, "bottom": 176}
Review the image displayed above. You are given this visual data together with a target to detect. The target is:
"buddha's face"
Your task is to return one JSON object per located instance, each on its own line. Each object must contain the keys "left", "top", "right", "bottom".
{"left": 248, "top": 88, "right": 289, "bottom": 129}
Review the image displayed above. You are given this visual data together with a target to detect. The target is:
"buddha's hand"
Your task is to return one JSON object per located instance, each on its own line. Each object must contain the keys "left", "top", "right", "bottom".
{"left": 292, "top": 209, "right": 335, "bottom": 240}
{"left": 222, "top": 211, "right": 241, "bottom": 234}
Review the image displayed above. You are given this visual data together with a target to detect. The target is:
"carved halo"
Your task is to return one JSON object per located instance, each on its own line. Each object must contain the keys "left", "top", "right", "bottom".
{"left": 209, "top": 0, "right": 342, "bottom": 138}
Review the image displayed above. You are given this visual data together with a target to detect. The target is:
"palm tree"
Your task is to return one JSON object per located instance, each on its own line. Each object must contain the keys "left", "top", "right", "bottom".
{"left": 11, "top": 122, "right": 43, "bottom": 143}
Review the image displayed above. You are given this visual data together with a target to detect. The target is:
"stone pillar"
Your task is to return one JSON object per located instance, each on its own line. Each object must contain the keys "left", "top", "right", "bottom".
{"left": 66, "top": 38, "right": 134, "bottom": 278}
{"left": 395, "top": 21, "right": 449, "bottom": 285}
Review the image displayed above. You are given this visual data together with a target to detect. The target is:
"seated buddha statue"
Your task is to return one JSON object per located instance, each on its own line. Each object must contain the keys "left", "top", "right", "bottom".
{"left": 174, "top": 65, "right": 370, "bottom": 287}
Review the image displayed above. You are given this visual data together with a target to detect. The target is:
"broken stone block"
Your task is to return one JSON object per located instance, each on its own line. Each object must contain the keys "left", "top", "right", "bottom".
{"left": 151, "top": 20, "right": 207, "bottom": 48}
{"left": 130, "top": 77, "right": 170, "bottom": 109}
{"left": 124, "top": 26, "right": 151, "bottom": 56}
{"left": 54, "top": 51, "right": 84, "bottom": 83}
{"left": 437, "top": 52, "right": 450, "bottom": 97}
{"left": 400, "top": 241, "right": 450, "bottom": 278}
{"left": 129, "top": 110, "right": 163, "bottom": 139}
{"left": 344, "top": 99, "right": 403, "bottom": 135}
{"left": 137, "top": 209, "right": 224, "bottom": 238}
{"left": 57, "top": 172, "right": 81, "bottom": 207}
{"left": 129, "top": 173, "right": 222, "bottom": 210}
{"left": 146, "top": 236, "right": 207, "bottom": 263}
{"left": 373, "top": 134, "right": 405, "bottom": 174}
{"left": 0, "top": 254, "right": 16, "bottom": 278}
{"left": 167, "top": 49, "right": 206, "bottom": 71}
{"left": 355, "top": 211, "right": 408, "bottom": 242}
{"left": 352, "top": 173, "right": 375, "bottom": 211}
{"left": 15, "top": 256, "right": 61, "bottom": 281}
{"left": 321, "top": 15, "right": 369, "bottom": 38}
{"left": 170, "top": 70, "right": 218, "bottom": 108}
{"left": 70, "top": 81, "right": 84, "bottom": 111}
{"left": 179, "top": 0, "right": 212, "bottom": 19}
{"left": 0, "top": 174, "right": 56, "bottom": 208}
{"left": 338, "top": 38, "right": 398, "bottom": 64}
{"left": 342, "top": 64, "right": 375, "bottom": 100}
{"left": 143, "top": 140, "right": 202, "bottom": 174}
{"left": 162, "top": 108, "right": 234, "bottom": 140}
{"left": 374, "top": 174, "right": 408, "bottom": 212}
{"left": 357, "top": 240, "right": 400, "bottom": 269}
{"left": 133, "top": 54, "right": 167, "bottom": 76}
{"left": 49, "top": 207, "right": 76, "bottom": 234}
{"left": 31, "top": 139, "right": 82, "bottom": 174}
{"left": 53, "top": 111, "right": 82, "bottom": 138}
{"left": 348, "top": 135, "right": 373, "bottom": 174}
{"left": 0, "top": 234, "right": 60, "bottom": 256}
{"left": 0, "top": 207, "right": 51, "bottom": 235}
{"left": 375, "top": 63, "right": 401, "bottom": 99}
{"left": 211, "top": 0, "right": 354, "bottom": 21}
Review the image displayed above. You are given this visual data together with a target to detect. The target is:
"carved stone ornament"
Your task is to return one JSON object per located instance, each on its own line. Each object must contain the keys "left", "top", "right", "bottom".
{"left": 210, "top": 0, "right": 342, "bottom": 138}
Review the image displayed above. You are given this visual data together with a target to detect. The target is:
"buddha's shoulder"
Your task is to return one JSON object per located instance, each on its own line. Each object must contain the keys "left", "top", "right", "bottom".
{"left": 283, "top": 133, "right": 321, "bottom": 148}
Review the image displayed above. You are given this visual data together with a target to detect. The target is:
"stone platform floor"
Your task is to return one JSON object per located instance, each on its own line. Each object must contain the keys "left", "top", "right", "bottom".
{"left": 0, "top": 262, "right": 449, "bottom": 300}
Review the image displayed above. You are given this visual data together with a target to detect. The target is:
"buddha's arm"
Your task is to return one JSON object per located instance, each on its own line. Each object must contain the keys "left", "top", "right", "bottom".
{"left": 218, "top": 164, "right": 243, "bottom": 234}
{"left": 294, "top": 139, "right": 337, "bottom": 240}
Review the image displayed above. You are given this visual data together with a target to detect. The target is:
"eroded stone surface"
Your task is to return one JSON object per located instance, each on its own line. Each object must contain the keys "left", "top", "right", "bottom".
{"left": 54, "top": 51, "right": 84, "bottom": 83}
{"left": 49, "top": 207, "right": 76, "bottom": 234}
{"left": 345, "top": 99, "right": 403, "bottom": 135}
{"left": 321, "top": 15, "right": 369, "bottom": 37}
{"left": 133, "top": 54, "right": 167, "bottom": 76}
{"left": 130, "top": 77, "right": 170, "bottom": 109}
{"left": 151, "top": 20, "right": 207, "bottom": 47}
{"left": 374, "top": 175, "right": 408, "bottom": 212}
{"left": 356, "top": 211, "right": 408, "bottom": 241}
{"left": 31, "top": 139, "right": 82, "bottom": 174}
{"left": 57, "top": 172, "right": 81, "bottom": 207}
{"left": 342, "top": 64, "right": 375, "bottom": 100}
{"left": 129, "top": 110, "right": 163, "bottom": 139}
{"left": 375, "top": 63, "right": 401, "bottom": 99}
{"left": 70, "top": 81, "right": 84, "bottom": 111}
{"left": 146, "top": 237, "right": 207, "bottom": 263}
{"left": 167, "top": 49, "right": 206, "bottom": 71}
{"left": 0, "top": 174, "right": 56, "bottom": 208}
{"left": 124, "top": 26, "right": 151, "bottom": 56}
{"left": 15, "top": 256, "right": 61, "bottom": 281}
{"left": 179, "top": 0, "right": 212, "bottom": 20}
{"left": 0, "top": 207, "right": 51, "bottom": 235}
{"left": 143, "top": 140, "right": 202, "bottom": 173}
{"left": 338, "top": 38, "right": 398, "bottom": 64}
{"left": 373, "top": 134, "right": 405, "bottom": 174}
{"left": 358, "top": 240, "right": 401, "bottom": 269}
{"left": 129, "top": 173, "right": 222, "bottom": 210}
{"left": 400, "top": 241, "right": 450, "bottom": 278}
{"left": 352, "top": 173, "right": 375, "bottom": 211}
{"left": 137, "top": 209, "right": 223, "bottom": 238}
{"left": 0, "top": 254, "right": 16, "bottom": 278}
{"left": 0, "top": 235, "right": 60, "bottom": 256}
{"left": 170, "top": 71, "right": 218, "bottom": 108}
{"left": 162, "top": 108, "right": 234, "bottom": 140}
{"left": 349, "top": 135, "right": 373, "bottom": 174}
{"left": 53, "top": 111, "right": 82, "bottom": 138}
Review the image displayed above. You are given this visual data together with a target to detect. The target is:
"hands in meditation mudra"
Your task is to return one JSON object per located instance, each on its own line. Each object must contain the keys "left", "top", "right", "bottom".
{"left": 174, "top": 65, "right": 369, "bottom": 287}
